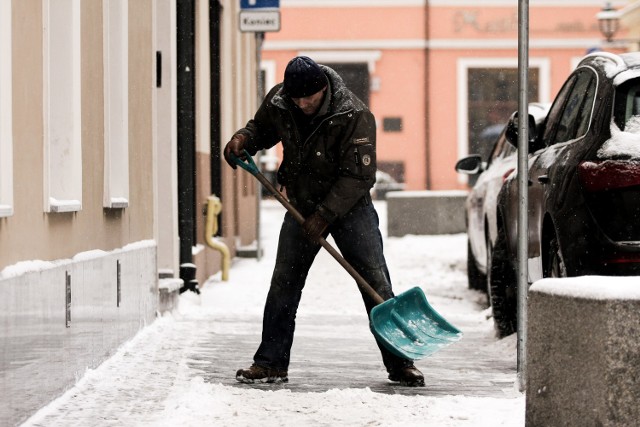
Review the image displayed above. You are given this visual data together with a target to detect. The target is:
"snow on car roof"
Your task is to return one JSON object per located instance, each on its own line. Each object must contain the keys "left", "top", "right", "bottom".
{"left": 613, "top": 68, "right": 640, "bottom": 87}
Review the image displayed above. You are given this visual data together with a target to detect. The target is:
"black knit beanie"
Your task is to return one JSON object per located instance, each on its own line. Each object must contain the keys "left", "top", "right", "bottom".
{"left": 283, "top": 56, "right": 327, "bottom": 98}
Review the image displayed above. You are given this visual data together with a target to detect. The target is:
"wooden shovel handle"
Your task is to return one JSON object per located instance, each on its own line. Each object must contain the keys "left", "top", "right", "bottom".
{"left": 252, "top": 170, "right": 386, "bottom": 306}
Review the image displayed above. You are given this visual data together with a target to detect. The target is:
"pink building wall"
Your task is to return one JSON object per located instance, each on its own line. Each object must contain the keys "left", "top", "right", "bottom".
{"left": 262, "top": 1, "right": 624, "bottom": 191}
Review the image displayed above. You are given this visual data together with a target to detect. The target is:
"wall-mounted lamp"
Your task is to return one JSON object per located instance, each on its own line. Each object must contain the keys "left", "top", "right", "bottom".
{"left": 597, "top": 2, "right": 620, "bottom": 42}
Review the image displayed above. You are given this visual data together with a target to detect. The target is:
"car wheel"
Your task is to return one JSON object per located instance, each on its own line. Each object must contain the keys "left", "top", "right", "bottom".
{"left": 544, "top": 235, "right": 567, "bottom": 278}
{"left": 488, "top": 221, "right": 517, "bottom": 338}
{"left": 467, "top": 240, "right": 487, "bottom": 291}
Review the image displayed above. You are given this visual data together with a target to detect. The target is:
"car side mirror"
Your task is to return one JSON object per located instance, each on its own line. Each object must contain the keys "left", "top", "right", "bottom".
{"left": 455, "top": 155, "right": 484, "bottom": 175}
{"left": 505, "top": 112, "right": 538, "bottom": 149}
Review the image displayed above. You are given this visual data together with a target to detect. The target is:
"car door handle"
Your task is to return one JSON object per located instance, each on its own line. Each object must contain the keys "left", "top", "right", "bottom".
{"left": 538, "top": 175, "right": 549, "bottom": 184}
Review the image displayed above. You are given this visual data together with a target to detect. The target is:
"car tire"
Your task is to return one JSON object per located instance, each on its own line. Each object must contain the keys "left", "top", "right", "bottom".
{"left": 467, "top": 240, "right": 487, "bottom": 291}
{"left": 544, "top": 235, "right": 567, "bottom": 278}
{"left": 488, "top": 222, "right": 517, "bottom": 338}
{"left": 483, "top": 232, "right": 493, "bottom": 305}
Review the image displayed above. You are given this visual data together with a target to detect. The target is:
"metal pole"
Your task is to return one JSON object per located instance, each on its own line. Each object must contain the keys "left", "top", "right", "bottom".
{"left": 517, "top": 0, "right": 529, "bottom": 392}
{"left": 176, "top": 0, "right": 196, "bottom": 268}
{"left": 255, "top": 32, "right": 265, "bottom": 261}
{"left": 210, "top": 0, "right": 223, "bottom": 212}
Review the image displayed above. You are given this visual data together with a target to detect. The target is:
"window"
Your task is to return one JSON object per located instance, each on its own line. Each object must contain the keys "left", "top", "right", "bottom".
{"left": 467, "top": 67, "right": 539, "bottom": 162}
{"left": 43, "top": 0, "right": 82, "bottom": 213}
{"left": 0, "top": 0, "right": 13, "bottom": 217}
{"left": 103, "top": 0, "right": 129, "bottom": 209}
{"left": 383, "top": 117, "right": 403, "bottom": 132}
{"left": 298, "top": 50, "right": 381, "bottom": 107}
{"left": 325, "top": 63, "right": 370, "bottom": 106}
{"left": 613, "top": 78, "right": 640, "bottom": 132}
{"left": 547, "top": 69, "right": 596, "bottom": 145}
{"left": 487, "top": 129, "right": 514, "bottom": 167}
{"left": 542, "top": 75, "right": 575, "bottom": 144}
{"left": 378, "top": 161, "right": 405, "bottom": 183}
{"left": 574, "top": 75, "right": 596, "bottom": 139}
{"left": 457, "top": 57, "right": 550, "bottom": 184}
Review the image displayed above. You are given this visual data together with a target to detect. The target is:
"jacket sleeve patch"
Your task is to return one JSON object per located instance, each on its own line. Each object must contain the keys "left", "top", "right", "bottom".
{"left": 353, "top": 137, "right": 370, "bottom": 145}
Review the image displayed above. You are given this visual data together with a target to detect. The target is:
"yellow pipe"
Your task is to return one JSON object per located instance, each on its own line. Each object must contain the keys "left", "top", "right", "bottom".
{"left": 205, "top": 195, "right": 230, "bottom": 281}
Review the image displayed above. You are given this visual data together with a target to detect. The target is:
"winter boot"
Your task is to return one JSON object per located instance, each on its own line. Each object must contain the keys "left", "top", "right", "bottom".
{"left": 236, "top": 364, "right": 288, "bottom": 384}
{"left": 388, "top": 364, "right": 425, "bottom": 387}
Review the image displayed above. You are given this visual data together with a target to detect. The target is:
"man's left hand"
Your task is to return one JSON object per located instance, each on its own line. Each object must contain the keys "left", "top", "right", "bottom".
{"left": 302, "top": 211, "right": 329, "bottom": 243}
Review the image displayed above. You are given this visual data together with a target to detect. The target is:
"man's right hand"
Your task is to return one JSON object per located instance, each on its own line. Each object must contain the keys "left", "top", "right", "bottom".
{"left": 223, "top": 133, "right": 248, "bottom": 169}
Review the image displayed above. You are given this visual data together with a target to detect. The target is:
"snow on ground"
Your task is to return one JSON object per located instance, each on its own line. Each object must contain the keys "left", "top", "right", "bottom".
{"left": 22, "top": 200, "right": 523, "bottom": 427}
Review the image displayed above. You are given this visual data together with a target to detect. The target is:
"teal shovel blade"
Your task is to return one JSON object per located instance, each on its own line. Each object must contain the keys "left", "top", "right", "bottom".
{"left": 370, "top": 287, "right": 462, "bottom": 360}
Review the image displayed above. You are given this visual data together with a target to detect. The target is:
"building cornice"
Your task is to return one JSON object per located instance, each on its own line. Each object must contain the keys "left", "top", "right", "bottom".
{"left": 263, "top": 38, "right": 603, "bottom": 51}
{"left": 281, "top": 0, "right": 622, "bottom": 7}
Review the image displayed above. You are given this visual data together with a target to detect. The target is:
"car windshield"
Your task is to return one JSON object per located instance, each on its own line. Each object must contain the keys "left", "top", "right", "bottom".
{"left": 614, "top": 78, "right": 640, "bottom": 132}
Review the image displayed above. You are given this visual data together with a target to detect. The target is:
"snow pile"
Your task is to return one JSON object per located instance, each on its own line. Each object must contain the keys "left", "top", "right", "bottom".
{"left": 148, "top": 379, "right": 523, "bottom": 427}
{"left": 595, "top": 54, "right": 627, "bottom": 79}
{"left": 531, "top": 276, "right": 640, "bottom": 300}
{"left": 0, "top": 260, "right": 58, "bottom": 278}
{"left": 1, "top": 240, "right": 157, "bottom": 279}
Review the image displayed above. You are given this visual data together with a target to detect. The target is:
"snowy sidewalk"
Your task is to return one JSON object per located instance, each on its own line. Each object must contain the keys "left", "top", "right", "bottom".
{"left": 23, "top": 201, "right": 524, "bottom": 427}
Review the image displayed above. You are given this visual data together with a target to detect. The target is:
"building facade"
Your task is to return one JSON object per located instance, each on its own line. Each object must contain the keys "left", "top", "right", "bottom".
{"left": 262, "top": 0, "right": 627, "bottom": 191}
{"left": 0, "top": 0, "right": 260, "bottom": 424}
{"left": 620, "top": 0, "right": 640, "bottom": 47}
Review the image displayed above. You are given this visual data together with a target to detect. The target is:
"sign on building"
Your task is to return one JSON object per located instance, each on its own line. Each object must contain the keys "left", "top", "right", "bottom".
{"left": 239, "top": 0, "right": 280, "bottom": 33}
{"left": 240, "top": 0, "right": 279, "bottom": 8}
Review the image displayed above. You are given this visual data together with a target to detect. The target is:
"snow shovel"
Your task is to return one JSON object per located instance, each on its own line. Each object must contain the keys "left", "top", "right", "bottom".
{"left": 231, "top": 151, "right": 462, "bottom": 360}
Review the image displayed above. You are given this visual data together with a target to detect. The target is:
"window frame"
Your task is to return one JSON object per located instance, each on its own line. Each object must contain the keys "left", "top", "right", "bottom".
{"left": 553, "top": 70, "right": 596, "bottom": 144}
{"left": 456, "top": 57, "right": 551, "bottom": 184}
{"left": 103, "top": 0, "right": 130, "bottom": 209}
{"left": 613, "top": 78, "right": 640, "bottom": 132}
{"left": 544, "top": 67, "right": 598, "bottom": 146}
{"left": 43, "top": 0, "right": 83, "bottom": 213}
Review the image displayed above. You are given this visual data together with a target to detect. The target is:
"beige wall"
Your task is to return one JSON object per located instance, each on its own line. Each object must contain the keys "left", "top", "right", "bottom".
{"left": 219, "top": 0, "right": 260, "bottom": 250}
{"left": 0, "top": 0, "right": 281, "bottom": 281}
{"left": 0, "top": 0, "right": 154, "bottom": 270}
{"left": 0, "top": 2, "right": 261, "bottom": 421}
{"left": 261, "top": 1, "right": 627, "bottom": 191}
{"left": 190, "top": 0, "right": 260, "bottom": 283}
{"left": 154, "top": 0, "right": 180, "bottom": 276}
{"left": 621, "top": 0, "right": 640, "bottom": 49}
{"left": 0, "top": 2, "right": 159, "bottom": 422}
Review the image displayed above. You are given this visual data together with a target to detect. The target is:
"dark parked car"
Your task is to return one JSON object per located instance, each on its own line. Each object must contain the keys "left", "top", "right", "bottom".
{"left": 490, "top": 52, "right": 640, "bottom": 337}
{"left": 372, "top": 170, "right": 405, "bottom": 199}
{"left": 455, "top": 103, "right": 550, "bottom": 295}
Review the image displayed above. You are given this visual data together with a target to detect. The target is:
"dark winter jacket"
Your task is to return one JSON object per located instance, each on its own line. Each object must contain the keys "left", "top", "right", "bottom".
{"left": 236, "top": 65, "right": 377, "bottom": 221}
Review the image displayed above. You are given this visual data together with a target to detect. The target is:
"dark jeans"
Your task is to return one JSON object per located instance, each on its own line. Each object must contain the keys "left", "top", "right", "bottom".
{"left": 253, "top": 200, "right": 412, "bottom": 373}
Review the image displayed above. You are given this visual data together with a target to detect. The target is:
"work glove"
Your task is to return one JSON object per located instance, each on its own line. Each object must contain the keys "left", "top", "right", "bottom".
{"left": 223, "top": 133, "right": 248, "bottom": 169}
{"left": 302, "top": 211, "right": 329, "bottom": 244}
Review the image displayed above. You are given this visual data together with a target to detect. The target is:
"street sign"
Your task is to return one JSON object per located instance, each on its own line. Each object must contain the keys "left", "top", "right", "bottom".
{"left": 240, "top": 0, "right": 279, "bottom": 9}
{"left": 239, "top": 10, "right": 280, "bottom": 32}
{"left": 239, "top": 0, "right": 280, "bottom": 33}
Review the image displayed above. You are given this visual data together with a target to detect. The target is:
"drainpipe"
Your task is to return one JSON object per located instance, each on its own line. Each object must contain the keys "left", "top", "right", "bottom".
{"left": 205, "top": 195, "right": 230, "bottom": 281}
{"left": 210, "top": 0, "right": 222, "bottom": 207}
{"left": 424, "top": 1, "right": 432, "bottom": 190}
{"left": 176, "top": 0, "right": 198, "bottom": 293}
